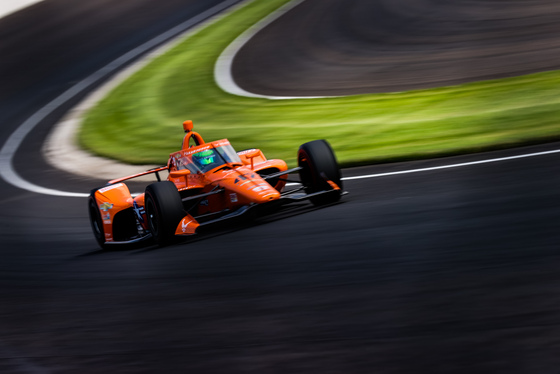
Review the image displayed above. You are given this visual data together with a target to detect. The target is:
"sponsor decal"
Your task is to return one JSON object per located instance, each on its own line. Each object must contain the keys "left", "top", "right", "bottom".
{"left": 248, "top": 183, "right": 270, "bottom": 192}
{"left": 181, "top": 145, "right": 211, "bottom": 157}
{"left": 105, "top": 233, "right": 111, "bottom": 238}
{"left": 103, "top": 220, "right": 111, "bottom": 224}
{"left": 99, "top": 183, "right": 124, "bottom": 193}
{"left": 200, "top": 199, "right": 209, "bottom": 206}
{"left": 133, "top": 201, "right": 145, "bottom": 223}
{"left": 230, "top": 193, "right": 238, "bottom": 203}
{"left": 181, "top": 219, "right": 192, "bottom": 233}
{"left": 178, "top": 141, "right": 229, "bottom": 158}
{"left": 214, "top": 140, "right": 231, "bottom": 147}
{"left": 102, "top": 213, "right": 110, "bottom": 220}
{"left": 222, "top": 169, "right": 236, "bottom": 177}
{"left": 99, "top": 202, "right": 114, "bottom": 212}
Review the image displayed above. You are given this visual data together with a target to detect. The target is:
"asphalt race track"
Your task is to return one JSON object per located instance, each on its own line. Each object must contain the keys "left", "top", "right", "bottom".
{"left": 1, "top": 1, "right": 560, "bottom": 372}
{"left": 234, "top": 0, "right": 560, "bottom": 96}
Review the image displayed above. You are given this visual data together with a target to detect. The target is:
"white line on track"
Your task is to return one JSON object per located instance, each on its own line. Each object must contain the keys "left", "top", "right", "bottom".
{"left": 0, "top": 0, "right": 242, "bottom": 198}
{"left": 287, "top": 147, "right": 560, "bottom": 187}
{"left": 341, "top": 148, "right": 560, "bottom": 181}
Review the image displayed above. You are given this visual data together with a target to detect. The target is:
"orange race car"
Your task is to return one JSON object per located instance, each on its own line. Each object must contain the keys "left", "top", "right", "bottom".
{"left": 88, "top": 121, "right": 344, "bottom": 249}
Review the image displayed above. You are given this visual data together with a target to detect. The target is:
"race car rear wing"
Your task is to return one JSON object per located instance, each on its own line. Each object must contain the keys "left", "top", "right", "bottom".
{"left": 108, "top": 166, "right": 168, "bottom": 185}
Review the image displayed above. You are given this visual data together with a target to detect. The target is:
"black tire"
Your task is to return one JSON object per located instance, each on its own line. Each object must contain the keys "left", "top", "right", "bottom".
{"left": 145, "top": 181, "right": 185, "bottom": 246}
{"left": 88, "top": 195, "right": 107, "bottom": 250}
{"left": 298, "top": 139, "right": 342, "bottom": 206}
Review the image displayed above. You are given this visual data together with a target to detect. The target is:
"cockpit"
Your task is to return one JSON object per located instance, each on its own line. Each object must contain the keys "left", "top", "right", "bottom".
{"left": 173, "top": 141, "right": 242, "bottom": 173}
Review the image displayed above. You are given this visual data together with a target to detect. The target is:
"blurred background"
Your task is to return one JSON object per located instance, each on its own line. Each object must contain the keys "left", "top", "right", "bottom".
{"left": 1, "top": 0, "right": 559, "bottom": 372}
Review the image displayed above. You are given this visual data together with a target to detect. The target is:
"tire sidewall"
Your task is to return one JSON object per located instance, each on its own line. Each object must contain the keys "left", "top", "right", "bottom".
{"left": 298, "top": 140, "right": 342, "bottom": 205}
{"left": 145, "top": 181, "right": 185, "bottom": 246}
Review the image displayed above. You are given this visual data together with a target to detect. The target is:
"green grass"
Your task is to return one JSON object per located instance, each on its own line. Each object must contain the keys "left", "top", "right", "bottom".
{"left": 80, "top": 0, "right": 560, "bottom": 167}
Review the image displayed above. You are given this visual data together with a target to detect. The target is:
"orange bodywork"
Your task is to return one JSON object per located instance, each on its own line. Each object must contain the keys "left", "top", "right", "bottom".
{"left": 93, "top": 183, "right": 134, "bottom": 243}
{"left": 167, "top": 139, "right": 287, "bottom": 234}
{"left": 92, "top": 134, "right": 288, "bottom": 243}
{"left": 89, "top": 122, "right": 344, "bottom": 249}
{"left": 175, "top": 216, "right": 199, "bottom": 236}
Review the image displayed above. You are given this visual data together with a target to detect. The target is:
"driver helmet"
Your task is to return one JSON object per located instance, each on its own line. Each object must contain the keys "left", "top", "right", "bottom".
{"left": 193, "top": 149, "right": 215, "bottom": 167}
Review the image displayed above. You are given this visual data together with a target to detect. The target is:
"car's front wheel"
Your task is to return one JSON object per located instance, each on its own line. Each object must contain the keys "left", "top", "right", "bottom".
{"left": 145, "top": 181, "right": 185, "bottom": 246}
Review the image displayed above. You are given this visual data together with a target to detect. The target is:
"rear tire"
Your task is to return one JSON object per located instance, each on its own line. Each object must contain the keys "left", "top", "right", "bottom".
{"left": 145, "top": 181, "right": 185, "bottom": 246}
{"left": 298, "top": 140, "right": 342, "bottom": 206}
{"left": 88, "top": 195, "right": 107, "bottom": 250}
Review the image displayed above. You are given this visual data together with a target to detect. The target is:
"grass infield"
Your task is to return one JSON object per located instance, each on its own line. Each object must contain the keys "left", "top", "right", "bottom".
{"left": 80, "top": 0, "right": 560, "bottom": 167}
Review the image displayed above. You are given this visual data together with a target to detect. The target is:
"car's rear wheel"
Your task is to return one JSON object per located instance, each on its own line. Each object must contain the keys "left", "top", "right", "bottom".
{"left": 298, "top": 139, "right": 342, "bottom": 206}
{"left": 88, "top": 195, "right": 107, "bottom": 250}
{"left": 145, "top": 181, "right": 185, "bottom": 246}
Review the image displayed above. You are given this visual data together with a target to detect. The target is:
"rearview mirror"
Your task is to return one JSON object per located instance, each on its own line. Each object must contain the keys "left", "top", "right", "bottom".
{"left": 245, "top": 149, "right": 260, "bottom": 159}
{"left": 169, "top": 169, "right": 191, "bottom": 178}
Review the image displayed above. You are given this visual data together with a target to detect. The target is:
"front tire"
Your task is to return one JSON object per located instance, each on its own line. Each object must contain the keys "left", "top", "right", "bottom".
{"left": 145, "top": 181, "right": 185, "bottom": 246}
{"left": 298, "top": 139, "right": 342, "bottom": 206}
{"left": 88, "top": 195, "right": 107, "bottom": 250}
